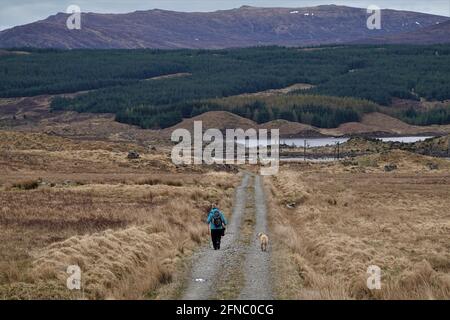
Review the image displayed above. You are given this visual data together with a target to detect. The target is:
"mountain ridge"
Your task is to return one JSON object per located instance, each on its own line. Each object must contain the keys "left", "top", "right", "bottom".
{"left": 353, "top": 20, "right": 450, "bottom": 45}
{"left": 0, "top": 5, "right": 448, "bottom": 49}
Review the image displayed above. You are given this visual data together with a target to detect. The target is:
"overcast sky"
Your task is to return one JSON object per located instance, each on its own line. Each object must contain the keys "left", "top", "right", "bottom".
{"left": 1, "top": 0, "right": 449, "bottom": 30}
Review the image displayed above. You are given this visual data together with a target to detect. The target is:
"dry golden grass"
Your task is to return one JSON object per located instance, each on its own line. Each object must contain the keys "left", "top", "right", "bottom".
{"left": 269, "top": 151, "right": 450, "bottom": 300}
{"left": 0, "top": 131, "right": 145, "bottom": 153}
{"left": 0, "top": 131, "right": 238, "bottom": 299}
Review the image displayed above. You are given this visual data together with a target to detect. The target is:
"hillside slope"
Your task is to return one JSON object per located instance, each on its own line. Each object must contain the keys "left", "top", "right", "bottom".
{"left": 355, "top": 20, "right": 450, "bottom": 44}
{"left": 2, "top": 94, "right": 450, "bottom": 140}
{"left": 0, "top": 5, "right": 448, "bottom": 49}
{"left": 163, "top": 111, "right": 450, "bottom": 137}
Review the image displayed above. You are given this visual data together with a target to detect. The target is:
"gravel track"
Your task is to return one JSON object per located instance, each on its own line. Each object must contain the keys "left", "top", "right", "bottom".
{"left": 182, "top": 173, "right": 272, "bottom": 300}
{"left": 239, "top": 175, "right": 273, "bottom": 300}
{"left": 182, "top": 174, "right": 250, "bottom": 300}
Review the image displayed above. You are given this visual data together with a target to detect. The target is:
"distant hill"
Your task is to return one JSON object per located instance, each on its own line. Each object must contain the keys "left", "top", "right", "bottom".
{"left": 354, "top": 20, "right": 450, "bottom": 44}
{"left": 0, "top": 5, "right": 448, "bottom": 49}
{"left": 161, "top": 111, "right": 450, "bottom": 138}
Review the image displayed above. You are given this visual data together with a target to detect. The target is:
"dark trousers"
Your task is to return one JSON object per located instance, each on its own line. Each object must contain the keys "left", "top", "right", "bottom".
{"left": 211, "top": 229, "right": 223, "bottom": 250}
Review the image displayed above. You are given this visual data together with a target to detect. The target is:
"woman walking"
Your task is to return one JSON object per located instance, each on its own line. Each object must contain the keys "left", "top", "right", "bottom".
{"left": 206, "top": 204, "right": 227, "bottom": 250}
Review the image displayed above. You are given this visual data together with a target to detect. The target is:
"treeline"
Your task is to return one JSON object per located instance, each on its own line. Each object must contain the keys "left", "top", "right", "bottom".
{"left": 396, "top": 107, "right": 450, "bottom": 126}
{"left": 113, "top": 94, "right": 378, "bottom": 129}
{"left": 2, "top": 45, "right": 450, "bottom": 128}
{"left": 206, "top": 101, "right": 362, "bottom": 128}
{"left": 0, "top": 49, "right": 190, "bottom": 97}
{"left": 307, "top": 46, "right": 450, "bottom": 105}
{"left": 207, "top": 95, "right": 377, "bottom": 128}
{"left": 51, "top": 47, "right": 348, "bottom": 128}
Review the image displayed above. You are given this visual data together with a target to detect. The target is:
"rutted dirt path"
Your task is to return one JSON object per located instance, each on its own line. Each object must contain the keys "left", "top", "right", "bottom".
{"left": 239, "top": 175, "right": 273, "bottom": 300}
{"left": 182, "top": 174, "right": 250, "bottom": 299}
{"left": 182, "top": 173, "right": 272, "bottom": 300}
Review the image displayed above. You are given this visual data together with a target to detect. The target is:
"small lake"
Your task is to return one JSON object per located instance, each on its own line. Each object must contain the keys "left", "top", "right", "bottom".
{"left": 281, "top": 137, "right": 348, "bottom": 148}
{"left": 237, "top": 136, "right": 434, "bottom": 148}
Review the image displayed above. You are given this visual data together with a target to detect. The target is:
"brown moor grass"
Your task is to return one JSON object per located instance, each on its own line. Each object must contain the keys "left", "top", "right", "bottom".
{"left": 269, "top": 151, "right": 450, "bottom": 300}
{"left": 0, "top": 131, "right": 238, "bottom": 299}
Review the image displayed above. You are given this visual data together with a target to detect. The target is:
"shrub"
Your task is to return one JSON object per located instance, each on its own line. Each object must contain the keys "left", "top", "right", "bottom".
{"left": 12, "top": 179, "right": 40, "bottom": 190}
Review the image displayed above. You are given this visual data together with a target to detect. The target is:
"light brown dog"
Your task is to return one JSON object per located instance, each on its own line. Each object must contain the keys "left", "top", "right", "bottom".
{"left": 257, "top": 232, "right": 269, "bottom": 252}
